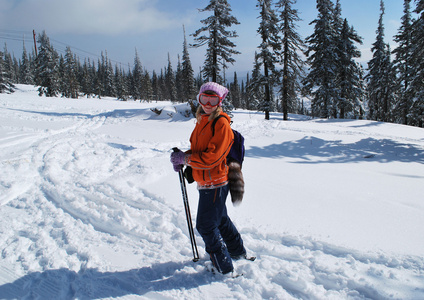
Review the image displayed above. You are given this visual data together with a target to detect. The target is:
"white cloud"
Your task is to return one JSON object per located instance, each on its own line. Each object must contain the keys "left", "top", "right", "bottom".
{"left": 0, "top": 0, "right": 182, "bottom": 35}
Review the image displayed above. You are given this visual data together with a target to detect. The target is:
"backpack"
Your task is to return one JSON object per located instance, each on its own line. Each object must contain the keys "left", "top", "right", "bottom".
{"left": 211, "top": 115, "right": 245, "bottom": 167}
{"left": 212, "top": 115, "right": 245, "bottom": 205}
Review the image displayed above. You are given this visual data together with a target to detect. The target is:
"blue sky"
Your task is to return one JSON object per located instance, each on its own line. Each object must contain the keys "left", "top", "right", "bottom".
{"left": 0, "top": 0, "right": 409, "bottom": 79}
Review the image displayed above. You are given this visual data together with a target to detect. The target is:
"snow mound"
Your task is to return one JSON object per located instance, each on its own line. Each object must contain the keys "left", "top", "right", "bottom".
{"left": 149, "top": 103, "right": 194, "bottom": 121}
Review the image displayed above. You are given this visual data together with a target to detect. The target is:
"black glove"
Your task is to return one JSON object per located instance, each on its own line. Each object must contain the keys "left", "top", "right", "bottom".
{"left": 184, "top": 166, "right": 194, "bottom": 184}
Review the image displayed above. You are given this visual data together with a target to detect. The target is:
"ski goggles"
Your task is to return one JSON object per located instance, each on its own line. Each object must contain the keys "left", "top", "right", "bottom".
{"left": 198, "top": 93, "right": 222, "bottom": 107}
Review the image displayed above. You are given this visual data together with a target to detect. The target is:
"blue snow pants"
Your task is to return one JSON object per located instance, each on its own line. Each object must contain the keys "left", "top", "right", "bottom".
{"left": 196, "top": 184, "right": 246, "bottom": 274}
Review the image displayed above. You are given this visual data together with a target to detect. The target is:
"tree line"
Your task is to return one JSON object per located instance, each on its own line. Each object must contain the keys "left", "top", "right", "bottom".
{"left": 0, "top": 28, "right": 200, "bottom": 103}
{"left": 0, "top": 0, "right": 423, "bottom": 127}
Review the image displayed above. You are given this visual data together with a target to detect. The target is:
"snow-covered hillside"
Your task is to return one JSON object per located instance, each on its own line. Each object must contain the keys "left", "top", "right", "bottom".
{"left": 0, "top": 85, "right": 423, "bottom": 299}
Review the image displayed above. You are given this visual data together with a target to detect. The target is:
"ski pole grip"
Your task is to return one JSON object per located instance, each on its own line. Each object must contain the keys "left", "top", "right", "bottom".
{"left": 172, "top": 147, "right": 180, "bottom": 153}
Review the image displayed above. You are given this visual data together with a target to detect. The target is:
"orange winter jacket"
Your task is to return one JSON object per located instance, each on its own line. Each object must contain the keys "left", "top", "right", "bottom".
{"left": 187, "top": 112, "right": 234, "bottom": 189}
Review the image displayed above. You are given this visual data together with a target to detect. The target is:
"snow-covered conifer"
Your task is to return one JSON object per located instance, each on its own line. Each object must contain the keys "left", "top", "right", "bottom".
{"left": 181, "top": 25, "right": 197, "bottom": 102}
{"left": 255, "top": 0, "right": 281, "bottom": 120}
{"left": 35, "top": 31, "right": 59, "bottom": 97}
{"left": 62, "top": 46, "right": 80, "bottom": 98}
{"left": 19, "top": 42, "right": 33, "bottom": 85}
{"left": 80, "top": 59, "right": 93, "bottom": 98}
{"left": 275, "top": 0, "right": 305, "bottom": 120}
{"left": 143, "top": 70, "right": 153, "bottom": 101}
{"left": 132, "top": 50, "right": 143, "bottom": 100}
{"left": 408, "top": 0, "right": 424, "bottom": 126}
{"left": 335, "top": 19, "right": 365, "bottom": 119}
{"left": 105, "top": 56, "right": 115, "bottom": 97}
{"left": 230, "top": 71, "right": 241, "bottom": 108}
{"left": 151, "top": 70, "right": 160, "bottom": 100}
{"left": 303, "top": 0, "right": 338, "bottom": 118}
{"left": 114, "top": 65, "right": 127, "bottom": 101}
{"left": 165, "top": 53, "right": 177, "bottom": 102}
{"left": 393, "top": 0, "right": 414, "bottom": 125}
{"left": 0, "top": 48, "right": 15, "bottom": 93}
{"left": 367, "top": 0, "right": 395, "bottom": 122}
{"left": 247, "top": 52, "right": 265, "bottom": 111}
{"left": 191, "top": 0, "right": 240, "bottom": 84}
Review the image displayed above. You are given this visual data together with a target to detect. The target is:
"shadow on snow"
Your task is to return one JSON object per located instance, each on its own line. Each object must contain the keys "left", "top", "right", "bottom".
{"left": 0, "top": 260, "right": 213, "bottom": 299}
{"left": 247, "top": 136, "right": 424, "bottom": 165}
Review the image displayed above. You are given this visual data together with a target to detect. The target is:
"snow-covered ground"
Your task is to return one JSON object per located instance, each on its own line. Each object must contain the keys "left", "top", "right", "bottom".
{"left": 0, "top": 85, "right": 423, "bottom": 299}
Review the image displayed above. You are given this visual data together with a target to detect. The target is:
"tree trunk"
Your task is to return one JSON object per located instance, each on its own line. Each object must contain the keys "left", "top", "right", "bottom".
{"left": 282, "top": 37, "right": 289, "bottom": 121}
{"left": 264, "top": 62, "right": 270, "bottom": 120}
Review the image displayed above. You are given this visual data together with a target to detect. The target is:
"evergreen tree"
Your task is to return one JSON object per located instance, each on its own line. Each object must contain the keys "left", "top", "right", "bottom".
{"left": 366, "top": 0, "right": 395, "bottom": 122}
{"left": 105, "top": 56, "right": 115, "bottom": 97}
{"left": 96, "top": 51, "right": 114, "bottom": 97}
{"left": 176, "top": 55, "right": 183, "bottom": 102}
{"left": 57, "top": 55, "right": 65, "bottom": 96}
{"left": 408, "top": 0, "right": 424, "bottom": 126}
{"left": 221, "top": 83, "right": 235, "bottom": 113}
{"left": 3, "top": 44, "right": 17, "bottom": 85}
{"left": 335, "top": 19, "right": 365, "bottom": 118}
{"left": 0, "top": 48, "right": 15, "bottom": 93}
{"left": 393, "top": 0, "right": 414, "bottom": 125}
{"left": 90, "top": 60, "right": 98, "bottom": 97}
{"left": 275, "top": 0, "right": 305, "bottom": 120}
{"left": 29, "top": 51, "right": 36, "bottom": 83}
{"left": 332, "top": 0, "right": 343, "bottom": 34}
{"left": 247, "top": 52, "right": 265, "bottom": 111}
{"left": 191, "top": 0, "right": 240, "bottom": 83}
{"left": 256, "top": 0, "right": 281, "bottom": 120}
{"left": 122, "top": 66, "right": 131, "bottom": 101}
{"left": 165, "top": 53, "right": 177, "bottom": 101}
{"left": 181, "top": 25, "right": 197, "bottom": 101}
{"left": 159, "top": 69, "right": 167, "bottom": 101}
{"left": 62, "top": 46, "right": 79, "bottom": 98}
{"left": 114, "top": 65, "right": 125, "bottom": 100}
{"left": 90, "top": 59, "right": 98, "bottom": 98}
{"left": 19, "top": 42, "right": 33, "bottom": 84}
{"left": 240, "top": 77, "right": 247, "bottom": 109}
{"left": 303, "top": 0, "right": 338, "bottom": 118}
{"left": 13, "top": 56, "right": 19, "bottom": 84}
{"left": 80, "top": 58, "right": 94, "bottom": 98}
{"left": 92, "top": 59, "right": 101, "bottom": 98}
{"left": 230, "top": 71, "right": 241, "bottom": 108}
{"left": 96, "top": 56, "right": 105, "bottom": 98}
{"left": 143, "top": 70, "right": 154, "bottom": 101}
{"left": 132, "top": 49, "right": 143, "bottom": 100}
{"left": 35, "top": 31, "right": 59, "bottom": 97}
{"left": 151, "top": 70, "right": 160, "bottom": 100}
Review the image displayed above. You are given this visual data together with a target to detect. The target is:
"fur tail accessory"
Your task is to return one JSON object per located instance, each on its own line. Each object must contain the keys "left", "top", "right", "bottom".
{"left": 228, "top": 161, "right": 244, "bottom": 205}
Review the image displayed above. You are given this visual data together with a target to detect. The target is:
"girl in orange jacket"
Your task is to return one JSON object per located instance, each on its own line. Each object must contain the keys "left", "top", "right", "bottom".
{"left": 170, "top": 82, "right": 246, "bottom": 274}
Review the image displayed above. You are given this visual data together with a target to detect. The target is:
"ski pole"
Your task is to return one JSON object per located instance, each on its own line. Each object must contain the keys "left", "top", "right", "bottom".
{"left": 173, "top": 148, "right": 199, "bottom": 262}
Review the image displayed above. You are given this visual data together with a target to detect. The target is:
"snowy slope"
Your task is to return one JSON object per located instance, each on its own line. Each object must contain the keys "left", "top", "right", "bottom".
{"left": 0, "top": 85, "right": 423, "bottom": 299}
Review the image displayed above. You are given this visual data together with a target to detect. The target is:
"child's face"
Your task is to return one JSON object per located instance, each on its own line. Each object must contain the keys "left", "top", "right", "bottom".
{"left": 201, "top": 103, "right": 218, "bottom": 115}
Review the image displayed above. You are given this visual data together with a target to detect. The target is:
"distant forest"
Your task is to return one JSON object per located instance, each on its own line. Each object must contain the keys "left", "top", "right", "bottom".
{"left": 1, "top": 0, "right": 423, "bottom": 127}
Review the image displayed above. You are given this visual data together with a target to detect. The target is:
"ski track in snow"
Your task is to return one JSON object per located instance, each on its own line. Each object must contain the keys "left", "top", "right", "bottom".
{"left": 0, "top": 85, "right": 423, "bottom": 299}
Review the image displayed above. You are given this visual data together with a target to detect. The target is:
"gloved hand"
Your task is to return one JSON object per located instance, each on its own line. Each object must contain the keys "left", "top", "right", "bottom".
{"left": 170, "top": 150, "right": 187, "bottom": 172}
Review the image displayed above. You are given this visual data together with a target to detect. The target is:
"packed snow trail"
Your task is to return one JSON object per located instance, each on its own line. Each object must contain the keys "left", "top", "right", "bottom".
{"left": 0, "top": 85, "right": 423, "bottom": 299}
